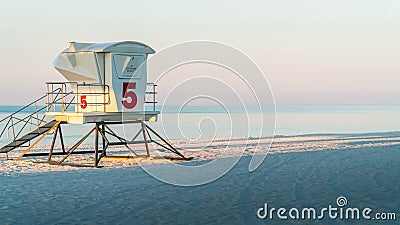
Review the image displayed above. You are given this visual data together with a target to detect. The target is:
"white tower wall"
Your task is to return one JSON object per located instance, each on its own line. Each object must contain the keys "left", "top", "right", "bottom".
{"left": 53, "top": 41, "right": 155, "bottom": 114}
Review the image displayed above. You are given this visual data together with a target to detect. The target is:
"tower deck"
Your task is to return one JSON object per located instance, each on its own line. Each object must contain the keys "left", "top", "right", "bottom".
{"left": 46, "top": 111, "right": 159, "bottom": 124}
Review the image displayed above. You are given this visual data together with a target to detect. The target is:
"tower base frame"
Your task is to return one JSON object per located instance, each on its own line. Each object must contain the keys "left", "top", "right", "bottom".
{"left": 17, "top": 121, "right": 192, "bottom": 167}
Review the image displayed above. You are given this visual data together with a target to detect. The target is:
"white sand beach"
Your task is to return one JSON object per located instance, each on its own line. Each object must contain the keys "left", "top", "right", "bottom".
{"left": 0, "top": 131, "right": 399, "bottom": 224}
{"left": 1, "top": 132, "right": 399, "bottom": 174}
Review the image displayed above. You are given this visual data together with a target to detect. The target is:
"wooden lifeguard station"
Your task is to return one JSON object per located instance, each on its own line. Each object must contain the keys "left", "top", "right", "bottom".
{"left": 0, "top": 41, "right": 191, "bottom": 166}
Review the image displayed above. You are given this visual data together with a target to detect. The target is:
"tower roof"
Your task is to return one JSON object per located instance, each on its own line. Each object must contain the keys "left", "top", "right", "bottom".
{"left": 64, "top": 41, "right": 155, "bottom": 54}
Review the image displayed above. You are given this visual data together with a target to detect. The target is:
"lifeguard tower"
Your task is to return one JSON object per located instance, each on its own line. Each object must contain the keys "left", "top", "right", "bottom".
{"left": 0, "top": 41, "right": 191, "bottom": 166}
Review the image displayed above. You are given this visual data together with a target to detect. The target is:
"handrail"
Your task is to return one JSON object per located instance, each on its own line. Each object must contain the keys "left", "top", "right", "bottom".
{"left": 46, "top": 82, "right": 110, "bottom": 112}
{"left": 6, "top": 106, "right": 47, "bottom": 134}
{"left": 6, "top": 89, "right": 65, "bottom": 130}
{"left": 0, "top": 88, "right": 61, "bottom": 124}
{"left": 0, "top": 87, "right": 75, "bottom": 147}
{"left": 145, "top": 83, "right": 158, "bottom": 112}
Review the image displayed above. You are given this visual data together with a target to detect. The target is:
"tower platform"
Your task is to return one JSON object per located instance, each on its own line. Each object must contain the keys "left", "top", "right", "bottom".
{"left": 46, "top": 111, "right": 159, "bottom": 124}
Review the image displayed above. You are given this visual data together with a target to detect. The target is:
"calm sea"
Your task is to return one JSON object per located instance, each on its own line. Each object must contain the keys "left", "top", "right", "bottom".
{"left": 0, "top": 105, "right": 399, "bottom": 146}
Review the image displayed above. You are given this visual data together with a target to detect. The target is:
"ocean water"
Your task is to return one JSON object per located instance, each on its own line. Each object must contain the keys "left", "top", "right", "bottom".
{"left": 0, "top": 105, "right": 399, "bottom": 147}
{"left": 158, "top": 104, "right": 400, "bottom": 138}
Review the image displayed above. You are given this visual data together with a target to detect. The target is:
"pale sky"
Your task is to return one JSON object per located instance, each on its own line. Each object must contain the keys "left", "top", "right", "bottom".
{"left": 0, "top": 0, "right": 399, "bottom": 105}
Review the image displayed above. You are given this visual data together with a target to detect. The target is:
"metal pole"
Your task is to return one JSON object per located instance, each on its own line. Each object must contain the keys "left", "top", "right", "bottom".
{"left": 62, "top": 83, "right": 65, "bottom": 112}
{"left": 46, "top": 83, "right": 49, "bottom": 111}
{"left": 11, "top": 118, "right": 15, "bottom": 142}
{"left": 98, "top": 125, "right": 109, "bottom": 160}
{"left": 34, "top": 102, "right": 40, "bottom": 133}
{"left": 59, "top": 125, "right": 66, "bottom": 153}
{"left": 101, "top": 124, "right": 106, "bottom": 156}
{"left": 141, "top": 121, "right": 150, "bottom": 157}
{"left": 94, "top": 123, "right": 99, "bottom": 167}
{"left": 48, "top": 124, "right": 59, "bottom": 162}
{"left": 153, "top": 85, "right": 156, "bottom": 112}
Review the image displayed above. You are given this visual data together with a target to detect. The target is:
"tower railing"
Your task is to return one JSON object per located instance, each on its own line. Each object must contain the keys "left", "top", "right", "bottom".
{"left": 145, "top": 83, "right": 158, "bottom": 112}
{"left": 46, "top": 82, "right": 158, "bottom": 113}
{"left": 0, "top": 87, "right": 73, "bottom": 149}
{"left": 46, "top": 82, "right": 76, "bottom": 112}
{"left": 46, "top": 82, "right": 111, "bottom": 113}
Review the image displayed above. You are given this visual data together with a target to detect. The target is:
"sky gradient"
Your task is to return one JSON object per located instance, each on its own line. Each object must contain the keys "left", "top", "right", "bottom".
{"left": 0, "top": 0, "right": 399, "bottom": 105}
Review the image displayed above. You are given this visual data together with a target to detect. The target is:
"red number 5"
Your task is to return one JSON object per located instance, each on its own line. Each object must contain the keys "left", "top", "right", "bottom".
{"left": 80, "top": 95, "right": 87, "bottom": 109}
{"left": 122, "top": 82, "right": 137, "bottom": 109}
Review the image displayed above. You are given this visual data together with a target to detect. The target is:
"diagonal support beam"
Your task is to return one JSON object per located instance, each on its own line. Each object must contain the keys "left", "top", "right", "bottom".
{"left": 141, "top": 122, "right": 150, "bottom": 156}
{"left": 57, "top": 126, "right": 96, "bottom": 165}
{"left": 16, "top": 121, "right": 61, "bottom": 160}
{"left": 142, "top": 122, "right": 187, "bottom": 159}
{"left": 104, "top": 124, "right": 137, "bottom": 156}
{"left": 47, "top": 123, "right": 60, "bottom": 162}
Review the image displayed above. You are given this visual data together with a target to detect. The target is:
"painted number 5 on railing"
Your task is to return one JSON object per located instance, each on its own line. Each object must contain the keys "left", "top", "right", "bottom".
{"left": 80, "top": 95, "right": 87, "bottom": 109}
{"left": 122, "top": 82, "right": 137, "bottom": 109}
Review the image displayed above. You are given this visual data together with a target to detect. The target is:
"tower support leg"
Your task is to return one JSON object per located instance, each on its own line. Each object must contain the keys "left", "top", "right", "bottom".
{"left": 19, "top": 121, "right": 192, "bottom": 167}
{"left": 47, "top": 123, "right": 60, "bottom": 162}
{"left": 101, "top": 124, "right": 106, "bottom": 156}
{"left": 59, "top": 125, "right": 66, "bottom": 153}
{"left": 141, "top": 122, "right": 150, "bottom": 157}
{"left": 94, "top": 123, "right": 99, "bottom": 167}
